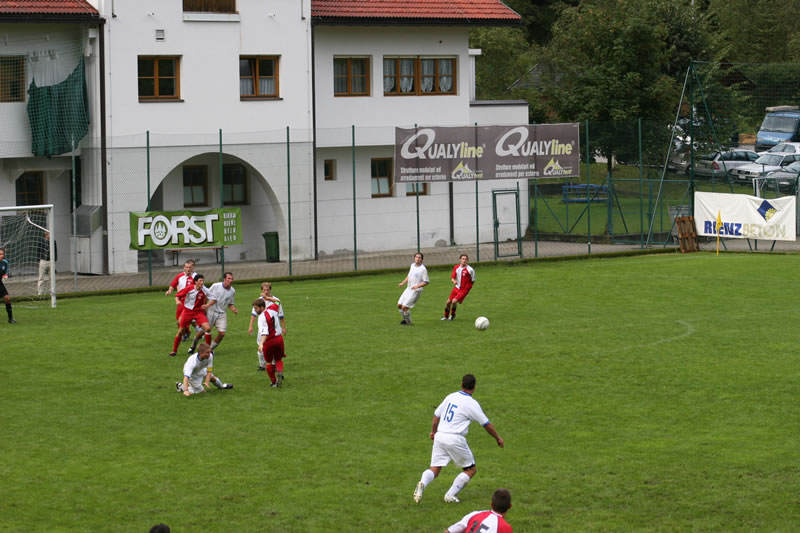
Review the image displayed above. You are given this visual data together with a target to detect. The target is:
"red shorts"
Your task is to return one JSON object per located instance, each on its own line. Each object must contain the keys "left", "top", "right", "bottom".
{"left": 179, "top": 309, "right": 208, "bottom": 329}
{"left": 449, "top": 286, "right": 472, "bottom": 304}
{"left": 261, "top": 335, "right": 286, "bottom": 364}
{"left": 175, "top": 302, "right": 185, "bottom": 321}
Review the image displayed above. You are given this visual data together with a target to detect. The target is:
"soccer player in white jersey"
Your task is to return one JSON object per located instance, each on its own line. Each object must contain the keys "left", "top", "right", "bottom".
{"left": 444, "top": 488, "right": 513, "bottom": 533}
{"left": 397, "top": 252, "right": 429, "bottom": 325}
{"left": 175, "top": 343, "right": 233, "bottom": 396}
{"left": 413, "top": 374, "right": 504, "bottom": 504}
{"left": 188, "top": 272, "right": 238, "bottom": 353}
{"left": 248, "top": 281, "right": 284, "bottom": 372}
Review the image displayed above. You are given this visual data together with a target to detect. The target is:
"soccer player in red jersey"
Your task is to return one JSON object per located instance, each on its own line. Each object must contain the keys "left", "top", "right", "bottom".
{"left": 444, "top": 488, "right": 513, "bottom": 533}
{"left": 169, "top": 274, "right": 212, "bottom": 356}
{"left": 253, "top": 298, "right": 287, "bottom": 387}
{"left": 442, "top": 254, "right": 475, "bottom": 321}
{"left": 165, "top": 259, "right": 197, "bottom": 330}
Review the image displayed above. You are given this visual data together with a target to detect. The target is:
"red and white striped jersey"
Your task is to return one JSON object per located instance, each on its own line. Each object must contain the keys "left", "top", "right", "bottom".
{"left": 447, "top": 510, "right": 512, "bottom": 533}
{"left": 452, "top": 264, "right": 475, "bottom": 290}
{"left": 177, "top": 280, "right": 210, "bottom": 311}
{"left": 257, "top": 302, "right": 283, "bottom": 339}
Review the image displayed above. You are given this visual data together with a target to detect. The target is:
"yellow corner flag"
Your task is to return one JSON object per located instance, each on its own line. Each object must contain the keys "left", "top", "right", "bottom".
{"left": 716, "top": 210, "right": 722, "bottom": 255}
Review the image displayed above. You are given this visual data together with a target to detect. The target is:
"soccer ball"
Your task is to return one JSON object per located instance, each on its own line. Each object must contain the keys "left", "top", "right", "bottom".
{"left": 474, "top": 316, "right": 490, "bottom": 331}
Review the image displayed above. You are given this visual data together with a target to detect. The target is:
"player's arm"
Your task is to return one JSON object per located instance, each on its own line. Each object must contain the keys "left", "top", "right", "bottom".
{"left": 430, "top": 415, "right": 440, "bottom": 440}
{"left": 202, "top": 299, "right": 216, "bottom": 311}
{"left": 229, "top": 303, "right": 238, "bottom": 314}
{"left": 398, "top": 275, "right": 409, "bottom": 287}
{"left": 182, "top": 375, "right": 191, "bottom": 396}
{"left": 248, "top": 313, "right": 256, "bottom": 335}
{"left": 280, "top": 317, "right": 286, "bottom": 335}
{"left": 483, "top": 422, "right": 504, "bottom": 448}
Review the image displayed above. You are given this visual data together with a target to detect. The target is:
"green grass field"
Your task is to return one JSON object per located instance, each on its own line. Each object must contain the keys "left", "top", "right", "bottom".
{"left": 3, "top": 253, "right": 800, "bottom": 532}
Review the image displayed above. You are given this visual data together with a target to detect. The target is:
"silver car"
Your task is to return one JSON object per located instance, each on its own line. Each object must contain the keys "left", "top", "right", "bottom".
{"left": 694, "top": 149, "right": 760, "bottom": 179}
{"left": 729, "top": 152, "right": 800, "bottom": 183}
{"left": 765, "top": 142, "right": 800, "bottom": 154}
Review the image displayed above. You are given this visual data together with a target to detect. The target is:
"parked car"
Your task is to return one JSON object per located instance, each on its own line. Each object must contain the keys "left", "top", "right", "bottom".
{"left": 729, "top": 152, "right": 800, "bottom": 183}
{"left": 764, "top": 142, "right": 800, "bottom": 154}
{"left": 764, "top": 160, "right": 800, "bottom": 192}
{"left": 693, "top": 149, "right": 760, "bottom": 179}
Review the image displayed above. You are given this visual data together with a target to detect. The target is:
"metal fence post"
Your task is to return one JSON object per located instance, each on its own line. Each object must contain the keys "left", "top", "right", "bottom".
{"left": 585, "top": 120, "right": 591, "bottom": 255}
{"left": 638, "top": 118, "right": 644, "bottom": 249}
{"left": 218, "top": 129, "right": 225, "bottom": 276}
{"left": 352, "top": 125, "right": 357, "bottom": 271}
{"left": 286, "top": 126, "right": 292, "bottom": 276}
{"left": 146, "top": 131, "right": 152, "bottom": 286}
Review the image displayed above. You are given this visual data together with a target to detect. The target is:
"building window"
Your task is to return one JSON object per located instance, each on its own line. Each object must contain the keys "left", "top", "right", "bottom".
{"left": 16, "top": 171, "right": 45, "bottom": 206}
{"left": 406, "top": 183, "right": 429, "bottom": 196}
{"left": 138, "top": 56, "right": 180, "bottom": 100}
{"left": 223, "top": 164, "right": 247, "bottom": 205}
{"left": 383, "top": 57, "right": 456, "bottom": 96}
{"left": 0, "top": 56, "right": 24, "bottom": 102}
{"left": 240, "top": 56, "right": 279, "bottom": 99}
{"left": 183, "top": 0, "right": 236, "bottom": 13}
{"left": 371, "top": 158, "right": 393, "bottom": 198}
{"left": 183, "top": 166, "right": 208, "bottom": 207}
{"left": 324, "top": 159, "right": 336, "bottom": 181}
{"left": 334, "top": 57, "right": 369, "bottom": 96}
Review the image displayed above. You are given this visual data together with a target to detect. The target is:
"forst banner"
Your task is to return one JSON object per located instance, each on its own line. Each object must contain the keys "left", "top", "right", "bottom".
{"left": 129, "top": 208, "right": 242, "bottom": 250}
{"left": 395, "top": 124, "right": 580, "bottom": 183}
{"left": 694, "top": 192, "right": 796, "bottom": 241}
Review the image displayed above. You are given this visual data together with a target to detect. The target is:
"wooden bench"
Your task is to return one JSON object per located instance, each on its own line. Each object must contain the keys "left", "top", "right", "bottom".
{"left": 562, "top": 184, "right": 608, "bottom": 203}
{"left": 167, "top": 246, "right": 225, "bottom": 266}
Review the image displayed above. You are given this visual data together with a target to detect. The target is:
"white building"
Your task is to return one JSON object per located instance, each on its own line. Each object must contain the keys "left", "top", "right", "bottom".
{"left": 1, "top": 0, "right": 529, "bottom": 274}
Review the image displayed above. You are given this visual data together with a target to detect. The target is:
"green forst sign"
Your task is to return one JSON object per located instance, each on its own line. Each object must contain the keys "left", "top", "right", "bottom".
{"left": 130, "top": 208, "right": 242, "bottom": 250}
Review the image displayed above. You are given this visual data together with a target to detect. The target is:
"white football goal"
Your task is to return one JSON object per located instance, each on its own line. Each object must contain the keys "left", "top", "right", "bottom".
{"left": 0, "top": 204, "right": 56, "bottom": 308}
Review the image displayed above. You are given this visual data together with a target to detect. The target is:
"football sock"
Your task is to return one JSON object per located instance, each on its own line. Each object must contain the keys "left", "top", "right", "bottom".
{"left": 403, "top": 311, "right": 411, "bottom": 323}
{"left": 211, "top": 377, "right": 224, "bottom": 389}
{"left": 266, "top": 364, "right": 277, "bottom": 384}
{"left": 276, "top": 360, "right": 284, "bottom": 373}
{"left": 210, "top": 340, "right": 219, "bottom": 350}
{"left": 258, "top": 351, "right": 266, "bottom": 368}
{"left": 5, "top": 303, "right": 11, "bottom": 320}
{"left": 446, "top": 472, "right": 471, "bottom": 499}
{"left": 172, "top": 335, "right": 181, "bottom": 352}
{"left": 204, "top": 333, "right": 212, "bottom": 344}
{"left": 443, "top": 307, "right": 449, "bottom": 318}
{"left": 189, "top": 337, "right": 199, "bottom": 352}
{"left": 421, "top": 469, "right": 436, "bottom": 488}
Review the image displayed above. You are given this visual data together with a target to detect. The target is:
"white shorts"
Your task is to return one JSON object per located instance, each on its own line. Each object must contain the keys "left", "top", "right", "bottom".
{"left": 206, "top": 310, "right": 227, "bottom": 332}
{"left": 186, "top": 373, "right": 207, "bottom": 394}
{"left": 430, "top": 432, "right": 475, "bottom": 469}
{"left": 397, "top": 288, "right": 422, "bottom": 309}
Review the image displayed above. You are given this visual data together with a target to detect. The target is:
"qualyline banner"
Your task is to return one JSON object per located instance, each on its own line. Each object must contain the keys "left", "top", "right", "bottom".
{"left": 694, "top": 192, "right": 796, "bottom": 241}
{"left": 395, "top": 124, "right": 580, "bottom": 183}
{"left": 130, "top": 208, "right": 242, "bottom": 250}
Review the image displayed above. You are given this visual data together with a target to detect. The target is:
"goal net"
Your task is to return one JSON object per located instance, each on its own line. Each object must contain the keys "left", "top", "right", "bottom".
{"left": 0, "top": 205, "right": 56, "bottom": 308}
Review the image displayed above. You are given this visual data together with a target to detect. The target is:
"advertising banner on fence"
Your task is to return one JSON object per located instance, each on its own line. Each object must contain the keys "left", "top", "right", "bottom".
{"left": 395, "top": 124, "right": 580, "bottom": 183}
{"left": 129, "top": 208, "right": 242, "bottom": 250}
{"left": 694, "top": 192, "right": 796, "bottom": 241}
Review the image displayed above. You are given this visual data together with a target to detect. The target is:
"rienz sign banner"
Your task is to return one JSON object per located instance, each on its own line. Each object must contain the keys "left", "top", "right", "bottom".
{"left": 395, "top": 124, "right": 580, "bottom": 183}
{"left": 694, "top": 192, "right": 796, "bottom": 241}
{"left": 129, "top": 208, "right": 242, "bottom": 250}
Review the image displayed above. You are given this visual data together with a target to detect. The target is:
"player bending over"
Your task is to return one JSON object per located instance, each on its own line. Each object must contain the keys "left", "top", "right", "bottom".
{"left": 248, "top": 281, "right": 284, "bottom": 371}
{"left": 442, "top": 254, "right": 475, "bottom": 321}
{"left": 176, "top": 343, "right": 233, "bottom": 396}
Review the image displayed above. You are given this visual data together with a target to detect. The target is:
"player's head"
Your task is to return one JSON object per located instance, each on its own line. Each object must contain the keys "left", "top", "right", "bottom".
{"left": 491, "top": 488, "right": 512, "bottom": 514}
{"left": 183, "top": 260, "right": 194, "bottom": 273}
{"left": 459, "top": 254, "right": 468, "bottom": 264}
{"left": 149, "top": 524, "right": 171, "bottom": 533}
{"left": 461, "top": 373, "right": 476, "bottom": 391}
{"left": 253, "top": 298, "right": 266, "bottom": 313}
{"left": 261, "top": 281, "right": 272, "bottom": 294}
{"left": 194, "top": 274, "right": 205, "bottom": 287}
{"left": 222, "top": 272, "right": 234, "bottom": 288}
{"left": 197, "top": 343, "right": 211, "bottom": 359}
{"left": 414, "top": 252, "right": 423, "bottom": 264}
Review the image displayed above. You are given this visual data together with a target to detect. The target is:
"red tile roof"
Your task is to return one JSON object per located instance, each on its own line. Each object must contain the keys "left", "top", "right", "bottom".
{"left": 0, "top": 0, "right": 99, "bottom": 16}
{"left": 312, "top": 0, "right": 520, "bottom": 23}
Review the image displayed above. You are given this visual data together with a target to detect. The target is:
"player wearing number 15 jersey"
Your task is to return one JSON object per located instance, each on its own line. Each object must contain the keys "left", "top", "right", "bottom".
{"left": 444, "top": 488, "right": 513, "bottom": 533}
{"left": 413, "top": 374, "right": 504, "bottom": 504}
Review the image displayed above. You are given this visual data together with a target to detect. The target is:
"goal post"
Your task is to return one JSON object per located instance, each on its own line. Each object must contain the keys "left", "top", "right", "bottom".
{"left": 0, "top": 204, "right": 56, "bottom": 308}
